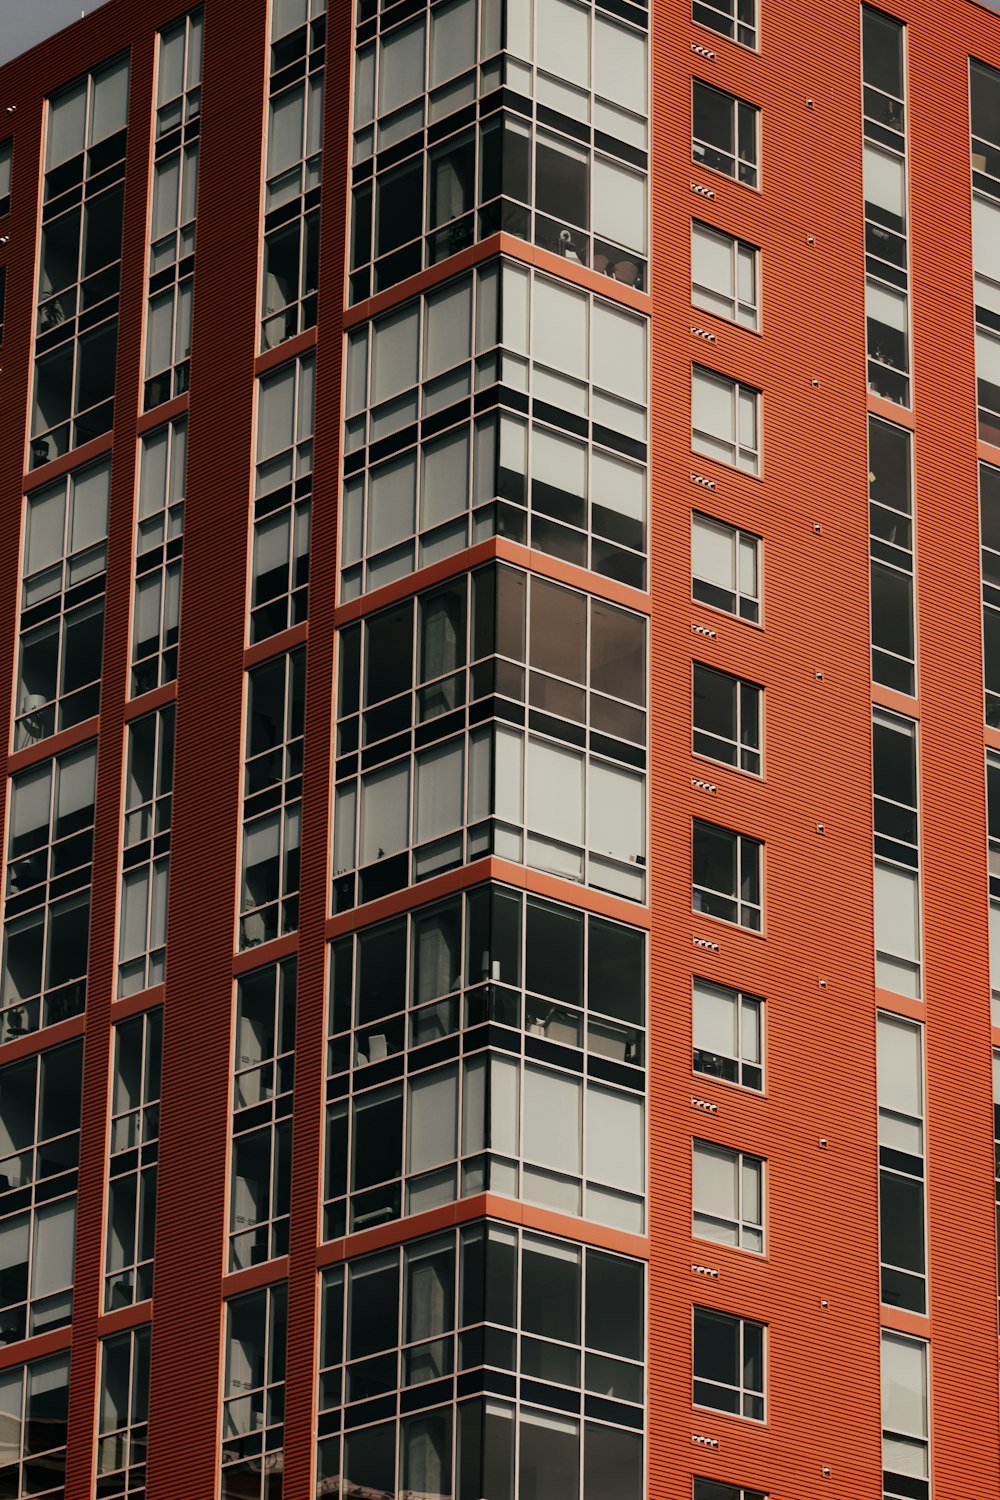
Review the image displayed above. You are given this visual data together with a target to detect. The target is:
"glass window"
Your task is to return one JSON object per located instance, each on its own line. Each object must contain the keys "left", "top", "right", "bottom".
{"left": 869, "top": 415, "right": 914, "bottom": 696}
{"left": 106, "top": 1009, "right": 162, "bottom": 1310}
{"left": 693, "top": 1306, "right": 764, "bottom": 1420}
{"left": 693, "top": 0, "right": 756, "bottom": 47}
{"left": 0, "top": 1040, "right": 82, "bottom": 1343}
{"left": 348, "top": 5, "right": 649, "bottom": 303}
{"left": 692, "top": 977, "right": 762, "bottom": 1091}
{"left": 881, "top": 1330, "right": 928, "bottom": 1490}
{"left": 692, "top": 513, "right": 760, "bottom": 622}
{"left": 0, "top": 138, "right": 11, "bottom": 214}
{"left": 240, "top": 650, "right": 305, "bottom": 948}
{"left": 693, "top": 664, "right": 761, "bottom": 774}
{"left": 132, "top": 419, "right": 185, "bottom": 697}
{"left": 876, "top": 1013, "right": 925, "bottom": 1314}
{"left": 333, "top": 563, "right": 647, "bottom": 909}
{"left": 97, "top": 1324, "right": 151, "bottom": 1499}
{"left": 17, "top": 459, "right": 110, "bottom": 746}
{"left": 119, "top": 706, "right": 174, "bottom": 995}
{"left": 692, "top": 820, "right": 762, "bottom": 931}
{"left": 222, "top": 1283, "right": 288, "bottom": 1498}
{"left": 316, "top": 1221, "right": 644, "bottom": 1491}
{"left": 2, "top": 744, "right": 97, "bottom": 1039}
{"left": 693, "top": 1140, "right": 763, "bottom": 1252}
{"left": 872, "top": 709, "right": 920, "bottom": 997}
{"left": 692, "top": 222, "right": 758, "bottom": 328}
{"left": 0, "top": 1352, "right": 70, "bottom": 1496}
{"left": 693, "top": 82, "right": 758, "bottom": 186}
{"left": 341, "top": 260, "right": 648, "bottom": 598}
{"left": 230, "top": 959, "right": 296, "bottom": 1271}
{"left": 692, "top": 366, "right": 760, "bottom": 474}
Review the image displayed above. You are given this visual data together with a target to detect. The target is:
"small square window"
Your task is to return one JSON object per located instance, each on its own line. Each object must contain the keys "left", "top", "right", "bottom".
{"left": 694, "top": 1481, "right": 768, "bottom": 1500}
{"left": 693, "top": 977, "right": 763, "bottom": 1091}
{"left": 693, "top": 1306, "right": 765, "bottom": 1420}
{"left": 693, "top": 1139, "right": 764, "bottom": 1252}
{"left": 693, "top": 366, "right": 760, "bottom": 474}
{"left": 692, "top": 513, "right": 760, "bottom": 622}
{"left": 692, "top": 819, "right": 762, "bottom": 931}
{"left": 693, "top": 663, "right": 761, "bottom": 775}
{"left": 693, "top": 82, "right": 759, "bottom": 187}
{"left": 692, "top": 0, "right": 757, "bottom": 48}
{"left": 692, "top": 221, "right": 759, "bottom": 329}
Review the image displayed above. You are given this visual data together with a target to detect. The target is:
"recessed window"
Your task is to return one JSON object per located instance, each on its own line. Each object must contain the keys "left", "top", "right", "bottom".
{"left": 0, "top": 137, "right": 11, "bottom": 215}
{"left": 693, "top": 1306, "right": 764, "bottom": 1419}
{"left": 693, "top": 1140, "right": 763, "bottom": 1252}
{"left": 880, "top": 1330, "right": 928, "bottom": 1497}
{"left": 222, "top": 1282, "right": 287, "bottom": 1496}
{"left": 132, "top": 418, "right": 185, "bottom": 697}
{"left": 692, "top": 221, "right": 759, "bottom": 329}
{"left": 693, "top": 977, "right": 762, "bottom": 1090}
{"left": 230, "top": 958, "right": 296, "bottom": 1270}
{"left": 692, "top": 512, "right": 760, "bottom": 622}
{"left": 97, "top": 1324, "right": 150, "bottom": 1498}
{"left": 695, "top": 1482, "right": 767, "bottom": 1500}
{"left": 692, "top": 819, "right": 762, "bottom": 931}
{"left": 0, "top": 1040, "right": 82, "bottom": 1343}
{"left": 692, "top": 0, "right": 756, "bottom": 46}
{"left": 876, "top": 1012, "right": 925, "bottom": 1314}
{"left": 118, "top": 706, "right": 174, "bottom": 995}
{"left": 693, "top": 81, "right": 758, "bottom": 187}
{"left": 872, "top": 709, "right": 920, "bottom": 998}
{"left": 868, "top": 415, "right": 914, "bottom": 696}
{"left": 106, "top": 1009, "right": 162, "bottom": 1310}
{"left": 693, "top": 366, "right": 760, "bottom": 474}
{"left": 693, "top": 663, "right": 761, "bottom": 774}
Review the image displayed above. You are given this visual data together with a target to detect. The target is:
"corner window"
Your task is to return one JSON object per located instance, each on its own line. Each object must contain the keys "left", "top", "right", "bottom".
{"left": 693, "top": 977, "right": 762, "bottom": 1091}
{"left": 693, "top": 663, "right": 761, "bottom": 774}
{"left": 693, "top": 1140, "right": 763, "bottom": 1252}
{"left": 693, "top": 1306, "right": 764, "bottom": 1419}
{"left": 692, "top": 222, "right": 758, "bottom": 329}
{"left": 0, "top": 1352, "right": 70, "bottom": 1493}
{"left": 692, "top": 82, "right": 758, "bottom": 187}
{"left": 693, "top": 367, "right": 759, "bottom": 474}
{"left": 692, "top": 820, "right": 761, "bottom": 931}
{"left": 692, "top": 513, "right": 760, "bottom": 622}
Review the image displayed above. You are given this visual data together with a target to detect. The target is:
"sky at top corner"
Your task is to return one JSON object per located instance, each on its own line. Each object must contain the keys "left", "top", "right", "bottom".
{"left": 0, "top": 1, "right": 113, "bottom": 69}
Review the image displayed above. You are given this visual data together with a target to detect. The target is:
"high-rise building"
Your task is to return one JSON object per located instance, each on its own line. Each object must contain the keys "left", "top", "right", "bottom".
{"left": 0, "top": 0, "right": 999, "bottom": 1495}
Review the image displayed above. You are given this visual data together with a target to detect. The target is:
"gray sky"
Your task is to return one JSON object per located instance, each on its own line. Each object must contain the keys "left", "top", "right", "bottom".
{"left": 0, "top": 1, "right": 111, "bottom": 69}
